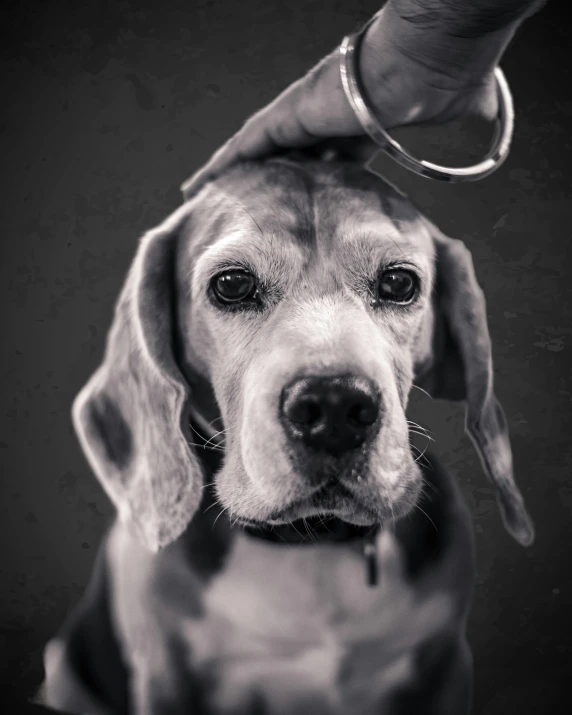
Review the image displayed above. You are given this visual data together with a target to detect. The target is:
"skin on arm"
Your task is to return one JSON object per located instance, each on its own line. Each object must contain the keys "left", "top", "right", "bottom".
{"left": 181, "top": 0, "right": 547, "bottom": 197}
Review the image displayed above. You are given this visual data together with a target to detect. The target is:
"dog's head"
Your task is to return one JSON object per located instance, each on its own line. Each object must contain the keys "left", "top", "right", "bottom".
{"left": 73, "top": 158, "right": 534, "bottom": 551}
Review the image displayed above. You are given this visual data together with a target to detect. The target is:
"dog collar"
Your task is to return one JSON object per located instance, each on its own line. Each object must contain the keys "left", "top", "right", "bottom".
{"left": 242, "top": 518, "right": 381, "bottom": 587}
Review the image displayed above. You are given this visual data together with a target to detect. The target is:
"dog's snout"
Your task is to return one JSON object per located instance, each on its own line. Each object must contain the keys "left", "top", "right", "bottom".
{"left": 281, "top": 376, "right": 381, "bottom": 455}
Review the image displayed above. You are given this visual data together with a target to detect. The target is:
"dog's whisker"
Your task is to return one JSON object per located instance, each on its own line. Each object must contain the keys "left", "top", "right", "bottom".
{"left": 188, "top": 422, "right": 207, "bottom": 440}
{"left": 406, "top": 418, "right": 432, "bottom": 431}
{"left": 188, "top": 423, "right": 225, "bottom": 450}
{"left": 409, "top": 440, "right": 434, "bottom": 464}
{"left": 203, "top": 429, "right": 228, "bottom": 449}
{"left": 273, "top": 528, "right": 288, "bottom": 544}
{"left": 203, "top": 499, "right": 222, "bottom": 515}
{"left": 422, "top": 459, "right": 435, "bottom": 472}
{"left": 413, "top": 439, "right": 431, "bottom": 465}
{"left": 302, "top": 517, "right": 314, "bottom": 542}
{"left": 212, "top": 507, "right": 228, "bottom": 530}
{"left": 419, "top": 473, "right": 438, "bottom": 494}
{"left": 409, "top": 425, "right": 433, "bottom": 463}
{"left": 414, "top": 503, "right": 438, "bottom": 533}
{"left": 186, "top": 440, "right": 225, "bottom": 453}
{"left": 187, "top": 423, "right": 227, "bottom": 452}
{"left": 307, "top": 517, "right": 320, "bottom": 542}
{"left": 412, "top": 452, "right": 430, "bottom": 468}
{"left": 410, "top": 442, "right": 428, "bottom": 458}
{"left": 411, "top": 384, "right": 434, "bottom": 400}
{"left": 407, "top": 420, "right": 434, "bottom": 437}
{"left": 409, "top": 430, "right": 435, "bottom": 443}
{"left": 410, "top": 441, "right": 432, "bottom": 472}
{"left": 289, "top": 520, "right": 309, "bottom": 544}
{"left": 189, "top": 421, "right": 228, "bottom": 439}
{"left": 316, "top": 514, "right": 332, "bottom": 533}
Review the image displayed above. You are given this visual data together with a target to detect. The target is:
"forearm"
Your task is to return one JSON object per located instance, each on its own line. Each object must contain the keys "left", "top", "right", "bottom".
{"left": 390, "top": 0, "right": 547, "bottom": 37}
{"left": 362, "top": 0, "right": 547, "bottom": 92}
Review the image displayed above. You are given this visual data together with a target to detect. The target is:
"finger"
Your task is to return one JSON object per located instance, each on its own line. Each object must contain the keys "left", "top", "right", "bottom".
{"left": 180, "top": 127, "right": 277, "bottom": 200}
{"left": 180, "top": 85, "right": 318, "bottom": 198}
{"left": 181, "top": 45, "right": 370, "bottom": 199}
{"left": 179, "top": 132, "right": 256, "bottom": 201}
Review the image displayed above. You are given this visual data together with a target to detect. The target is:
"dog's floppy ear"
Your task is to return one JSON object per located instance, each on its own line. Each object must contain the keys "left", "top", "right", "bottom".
{"left": 72, "top": 206, "right": 203, "bottom": 552}
{"left": 416, "top": 223, "right": 534, "bottom": 547}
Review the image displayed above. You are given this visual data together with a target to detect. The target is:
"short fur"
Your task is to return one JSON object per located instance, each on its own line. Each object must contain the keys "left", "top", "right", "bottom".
{"left": 43, "top": 158, "right": 533, "bottom": 715}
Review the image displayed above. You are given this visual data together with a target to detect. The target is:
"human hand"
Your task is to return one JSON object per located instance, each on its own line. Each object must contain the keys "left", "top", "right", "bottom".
{"left": 181, "top": 3, "right": 529, "bottom": 197}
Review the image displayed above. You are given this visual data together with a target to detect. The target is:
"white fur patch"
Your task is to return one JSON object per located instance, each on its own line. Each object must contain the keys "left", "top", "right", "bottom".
{"left": 184, "top": 530, "right": 454, "bottom": 714}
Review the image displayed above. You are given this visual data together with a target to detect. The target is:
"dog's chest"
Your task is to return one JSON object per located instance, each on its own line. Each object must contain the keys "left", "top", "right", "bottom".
{"left": 184, "top": 531, "right": 453, "bottom": 715}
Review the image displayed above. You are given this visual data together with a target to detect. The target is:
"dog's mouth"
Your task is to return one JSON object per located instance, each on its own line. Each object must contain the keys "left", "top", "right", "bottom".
{"left": 240, "top": 512, "right": 377, "bottom": 544}
{"left": 267, "top": 481, "right": 378, "bottom": 525}
{"left": 235, "top": 479, "right": 383, "bottom": 539}
{"left": 235, "top": 459, "right": 422, "bottom": 540}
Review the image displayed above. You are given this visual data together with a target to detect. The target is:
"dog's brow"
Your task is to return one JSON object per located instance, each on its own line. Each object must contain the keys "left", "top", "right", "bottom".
{"left": 191, "top": 230, "right": 304, "bottom": 301}
{"left": 192, "top": 231, "right": 251, "bottom": 296}
{"left": 341, "top": 231, "right": 430, "bottom": 276}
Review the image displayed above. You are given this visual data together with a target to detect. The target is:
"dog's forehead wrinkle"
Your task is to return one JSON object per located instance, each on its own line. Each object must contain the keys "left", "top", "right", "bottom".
{"left": 213, "top": 157, "right": 411, "bottom": 212}
{"left": 213, "top": 158, "right": 409, "bottom": 238}
{"left": 212, "top": 161, "right": 316, "bottom": 228}
{"left": 197, "top": 161, "right": 433, "bottom": 272}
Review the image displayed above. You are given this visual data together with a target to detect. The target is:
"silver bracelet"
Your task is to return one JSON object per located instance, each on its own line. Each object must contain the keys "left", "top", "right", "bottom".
{"left": 339, "top": 18, "right": 515, "bottom": 182}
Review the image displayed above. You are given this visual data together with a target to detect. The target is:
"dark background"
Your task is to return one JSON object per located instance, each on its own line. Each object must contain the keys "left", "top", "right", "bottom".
{"left": 1, "top": 0, "right": 570, "bottom": 713}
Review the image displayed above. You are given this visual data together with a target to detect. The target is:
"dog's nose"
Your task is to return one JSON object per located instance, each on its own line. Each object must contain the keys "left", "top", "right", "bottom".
{"left": 281, "top": 376, "right": 381, "bottom": 455}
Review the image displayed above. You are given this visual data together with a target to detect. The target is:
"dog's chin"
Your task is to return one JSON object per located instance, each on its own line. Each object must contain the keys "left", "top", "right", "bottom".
{"left": 262, "top": 484, "right": 386, "bottom": 529}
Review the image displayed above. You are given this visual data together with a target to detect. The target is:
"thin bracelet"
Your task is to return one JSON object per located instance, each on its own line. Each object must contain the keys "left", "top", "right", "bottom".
{"left": 339, "top": 18, "right": 515, "bottom": 182}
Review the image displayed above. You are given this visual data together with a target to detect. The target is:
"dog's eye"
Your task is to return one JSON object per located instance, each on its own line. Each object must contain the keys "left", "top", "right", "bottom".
{"left": 211, "top": 270, "right": 257, "bottom": 304}
{"left": 376, "top": 269, "right": 418, "bottom": 304}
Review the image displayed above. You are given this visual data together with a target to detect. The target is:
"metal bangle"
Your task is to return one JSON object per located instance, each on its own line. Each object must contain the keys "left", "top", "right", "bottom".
{"left": 339, "top": 20, "right": 515, "bottom": 182}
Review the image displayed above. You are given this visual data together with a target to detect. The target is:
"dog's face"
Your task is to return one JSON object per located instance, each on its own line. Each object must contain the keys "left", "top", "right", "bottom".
{"left": 178, "top": 160, "right": 435, "bottom": 528}
{"left": 73, "top": 158, "right": 534, "bottom": 551}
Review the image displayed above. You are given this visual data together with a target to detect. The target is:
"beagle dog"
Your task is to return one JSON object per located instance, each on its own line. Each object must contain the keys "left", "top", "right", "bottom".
{"left": 43, "top": 156, "right": 534, "bottom": 715}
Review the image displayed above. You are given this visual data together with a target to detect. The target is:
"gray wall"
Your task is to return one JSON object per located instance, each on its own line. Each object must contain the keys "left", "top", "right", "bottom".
{"left": 1, "top": 0, "right": 570, "bottom": 712}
